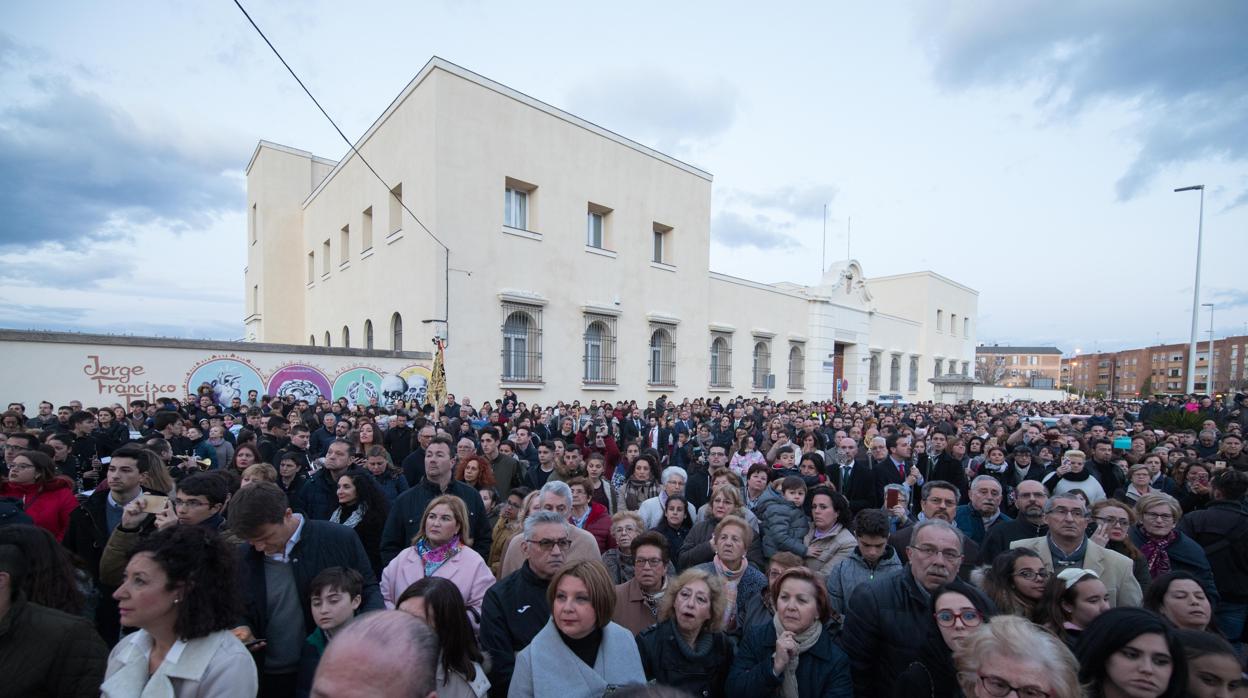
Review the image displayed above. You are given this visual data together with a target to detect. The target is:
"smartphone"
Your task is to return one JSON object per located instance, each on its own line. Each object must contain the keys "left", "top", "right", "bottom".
{"left": 244, "top": 639, "right": 266, "bottom": 649}
{"left": 143, "top": 494, "right": 169, "bottom": 511}
{"left": 1112, "top": 436, "right": 1131, "bottom": 450}
{"left": 100, "top": 457, "right": 111, "bottom": 465}
{"left": 885, "top": 489, "right": 900, "bottom": 509}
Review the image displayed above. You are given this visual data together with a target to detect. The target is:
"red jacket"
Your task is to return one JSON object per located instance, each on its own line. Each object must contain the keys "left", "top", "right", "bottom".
{"left": 577, "top": 501, "right": 615, "bottom": 553}
{"left": 0, "top": 476, "right": 79, "bottom": 541}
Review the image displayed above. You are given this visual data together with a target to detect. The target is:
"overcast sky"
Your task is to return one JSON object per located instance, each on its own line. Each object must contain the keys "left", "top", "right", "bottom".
{"left": 2, "top": 1, "right": 1245, "bottom": 354}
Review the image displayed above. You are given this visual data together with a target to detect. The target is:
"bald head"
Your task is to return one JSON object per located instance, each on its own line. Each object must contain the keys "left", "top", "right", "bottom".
{"left": 312, "top": 611, "right": 439, "bottom": 698}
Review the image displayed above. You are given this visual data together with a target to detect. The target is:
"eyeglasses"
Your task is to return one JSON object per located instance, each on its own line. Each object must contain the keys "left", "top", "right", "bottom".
{"left": 173, "top": 498, "right": 210, "bottom": 509}
{"left": 1142, "top": 511, "right": 1175, "bottom": 522}
{"left": 934, "top": 609, "right": 982, "bottom": 627}
{"left": 1012, "top": 569, "right": 1051, "bottom": 581}
{"left": 1048, "top": 507, "right": 1086, "bottom": 519}
{"left": 1188, "top": 474, "right": 1210, "bottom": 483}
{"left": 527, "top": 538, "right": 571, "bottom": 552}
{"left": 1093, "top": 516, "right": 1130, "bottom": 528}
{"left": 909, "top": 545, "right": 963, "bottom": 561}
{"left": 979, "top": 674, "right": 1050, "bottom": 698}
{"left": 635, "top": 557, "right": 664, "bottom": 568}
{"left": 6, "top": 462, "right": 35, "bottom": 470}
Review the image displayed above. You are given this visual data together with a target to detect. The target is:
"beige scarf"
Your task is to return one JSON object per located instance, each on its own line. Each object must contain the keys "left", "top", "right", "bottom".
{"left": 772, "top": 612, "right": 823, "bottom": 698}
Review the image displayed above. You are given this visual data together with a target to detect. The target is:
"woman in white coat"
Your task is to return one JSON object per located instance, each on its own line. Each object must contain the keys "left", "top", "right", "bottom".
{"left": 102, "top": 525, "right": 257, "bottom": 697}
{"left": 508, "top": 560, "right": 644, "bottom": 698}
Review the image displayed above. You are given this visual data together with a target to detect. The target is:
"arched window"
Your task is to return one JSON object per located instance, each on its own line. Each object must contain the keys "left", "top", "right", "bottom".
{"left": 309, "top": 334, "right": 316, "bottom": 346}
{"left": 869, "top": 352, "right": 881, "bottom": 391}
{"left": 324, "top": 331, "right": 331, "bottom": 347}
{"left": 583, "top": 318, "right": 616, "bottom": 384}
{"left": 342, "top": 325, "right": 350, "bottom": 348}
{"left": 391, "top": 313, "right": 403, "bottom": 351}
{"left": 908, "top": 356, "right": 919, "bottom": 391}
{"left": 364, "top": 319, "right": 373, "bottom": 350}
{"left": 889, "top": 355, "right": 901, "bottom": 392}
{"left": 710, "top": 335, "right": 732, "bottom": 387}
{"left": 752, "top": 341, "right": 771, "bottom": 389}
{"left": 648, "top": 327, "right": 675, "bottom": 386}
{"left": 503, "top": 311, "right": 533, "bottom": 380}
{"left": 788, "top": 344, "right": 805, "bottom": 389}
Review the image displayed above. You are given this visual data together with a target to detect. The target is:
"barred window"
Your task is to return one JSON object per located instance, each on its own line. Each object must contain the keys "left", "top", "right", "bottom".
{"left": 933, "top": 357, "right": 942, "bottom": 377}
{"left": 583, "top": 314, "right": 617, "bottom": 385}
{"left": 710, "top": 333, "right": 732, "bottom": 388}
{"left": 788, "top": 344, "right": 805, "bottom": 390}
{"left": 869, "top": 352, "right": 881, "bottom": 391}
{"left": 889, "top": 355, "right": 901, "bottom": 392}
{"left": 648, "top": 324, "right": 676, "bottom": 386}
{"left": 752, "top": 341, "right": 771, "bottom": 389}
{"left": 502, "top": 302, "right": 543, "bottom": 382}
{"left": 908, "top": 356, "right": 919, "bottom": 392}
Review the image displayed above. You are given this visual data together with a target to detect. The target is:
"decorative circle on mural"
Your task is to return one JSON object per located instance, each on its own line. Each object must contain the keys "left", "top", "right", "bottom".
{"left": 267, "top": 364, "right": 332, "bottom": 402}
{"left": 380, "top": 364, "right": 431, "bottom": 408}
{"left": 333, "top": 367, "right": 384, "bottom": 406}
{"left": 185, "top": 358, "right": 265, "bottom": 407}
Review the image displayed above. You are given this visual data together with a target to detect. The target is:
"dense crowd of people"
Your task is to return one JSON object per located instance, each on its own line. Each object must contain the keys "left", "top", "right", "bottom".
{"left": 1, "top": 388, "right": 1247, "bottom": 697}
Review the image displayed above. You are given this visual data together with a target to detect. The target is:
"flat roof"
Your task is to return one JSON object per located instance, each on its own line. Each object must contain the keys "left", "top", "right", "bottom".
{"left": 976, "top": 346, "right": 1063, "bottom": 355}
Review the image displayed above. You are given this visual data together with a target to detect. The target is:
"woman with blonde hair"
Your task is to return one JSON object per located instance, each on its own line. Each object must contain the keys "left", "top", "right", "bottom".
{"left": 636, "top": 567, "right": 733, "bottom": 697}
{"left": 239, "top": 462, "right": 277, "bottom": 487}
{"left": 953, "top": 615, "right": 1082, "bottom": 698}
{"left": 380, "top": 494, "right": 495, "bottom": 628}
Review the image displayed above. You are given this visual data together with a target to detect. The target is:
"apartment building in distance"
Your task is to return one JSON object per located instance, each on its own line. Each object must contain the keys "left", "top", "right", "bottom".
{"left": 975, "top": 346, "right": 1062, "bottom": 388}
{"left": 1061, "top": 335, "right": 1248, "bottom": 398}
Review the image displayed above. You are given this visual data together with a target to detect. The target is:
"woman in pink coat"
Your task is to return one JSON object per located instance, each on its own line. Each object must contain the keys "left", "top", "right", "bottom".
{"left": 381, "top": 494, "right": 496, "bottom": 630}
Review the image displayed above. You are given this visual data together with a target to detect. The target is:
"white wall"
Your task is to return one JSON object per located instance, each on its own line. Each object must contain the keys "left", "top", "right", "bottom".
{"left": 973, "top": 386, "right": 1075, "bottom": 403}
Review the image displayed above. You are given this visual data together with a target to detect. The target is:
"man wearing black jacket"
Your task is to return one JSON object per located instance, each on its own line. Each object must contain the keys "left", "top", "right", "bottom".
{"left": 379, "top": 435, "right": 491, "bottom": 567}
{"left": 479, "top": 510, "right": 567, "bottom": 698}
{"left": 230, "top": 482, "right": 383, "bottom": 698}
{"left": 1177, "top": 469, "right": 1248, "bottom": 643}
{"left": 980, "top": 479, "right": 1048, "bottom": 563}
{"left": 383, "top": 411, "right": 414, "bottom": 466}
{"left": 832, "top": 437, "right": 879, "bottom": 513}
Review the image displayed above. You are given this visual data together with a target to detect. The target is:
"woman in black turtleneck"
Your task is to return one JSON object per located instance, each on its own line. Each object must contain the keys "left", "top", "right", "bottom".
{"left": 509, "top": 560, "right": 645, "bottom": 698}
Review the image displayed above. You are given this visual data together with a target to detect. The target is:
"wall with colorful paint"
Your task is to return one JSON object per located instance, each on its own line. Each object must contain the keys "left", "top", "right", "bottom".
{"left": 0, "top": 329, "right": 432, "bottom": 410}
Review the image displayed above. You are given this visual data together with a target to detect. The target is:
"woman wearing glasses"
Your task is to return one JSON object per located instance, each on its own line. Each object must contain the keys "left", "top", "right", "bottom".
{"left": 1036, "top": 568, "right": 1111, "bottom": 649}
{"left": 953, "top": 615, "right": 1082, "bottom": 698}
{"left": 1128, "top": 493, "right": 1218, "bottom": 596}
{"left": 979, "top": 549, "right": 1047, "bottom": 618}
{"left": 1089, "top": 498, "right": 1152, "bottom": 592}
{"left": 894, "top": 583, "right": 995, "bottom": 698}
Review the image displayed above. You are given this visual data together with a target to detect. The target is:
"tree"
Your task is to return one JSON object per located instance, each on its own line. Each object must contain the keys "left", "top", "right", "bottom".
{"left": 1140, "top": 375, "right": 1153, "bottom": 397}
{"left": 975, "top": 356, "right": 1008, "bottom": 386}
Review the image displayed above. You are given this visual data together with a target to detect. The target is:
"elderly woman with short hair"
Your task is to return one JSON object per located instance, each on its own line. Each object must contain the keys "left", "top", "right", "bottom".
{"left": 1128, "top": 492, "right": 1218, "bottom": 600}
{"left": 635, "top": 567, "right": 733, "bottom": 698}
{"left": 638, "top": 466, "right": 698, "bottom": 530}
{"left": 953, "top": 615, "right": 1082, "bottom": 698}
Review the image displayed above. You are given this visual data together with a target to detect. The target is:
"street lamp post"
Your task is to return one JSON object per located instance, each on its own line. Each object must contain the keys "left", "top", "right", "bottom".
{"left": 1175, "top": 184, "right": 1205, "bottom": 395}
{"left": 1202, "top": 303, "right": 1215, "bottom": 396}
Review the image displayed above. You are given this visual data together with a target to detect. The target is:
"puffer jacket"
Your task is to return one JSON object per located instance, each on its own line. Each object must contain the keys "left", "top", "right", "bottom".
{"left": 1177, "top": 499, "right": 1248, "bottom": 603}
{"left": 758, "top": 497, "right": 811, "bottom": 559}
{"left": 636, "top": 619, "right": 733, "bottom": 698}
{"left": 824, "top": 545, "right": 904, "bottom": 618}
{"left": 0, "top": 592, "right": 108, "bottom": 697}
{"left": 838, "top": 570, "right": 990, "bottom": 698}
{"left": 0, "top": 476, "right": 78, "bottom": 541}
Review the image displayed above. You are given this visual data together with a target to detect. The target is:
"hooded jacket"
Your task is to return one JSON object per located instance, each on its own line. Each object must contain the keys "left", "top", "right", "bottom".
{"left": 0, "top": 476, "right": 78, "bottom": 541}
{"left": 824, "top": 545, "right": 904, "bottom": 619}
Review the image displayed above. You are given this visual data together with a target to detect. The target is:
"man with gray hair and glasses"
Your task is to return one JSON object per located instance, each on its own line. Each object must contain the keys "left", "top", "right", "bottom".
{"left": 1011, "top": 492, "right": 1141, "bottom": 606}
{"left": 499, "top": 480, "right": 600, "bottom": 576}
{"left": 840, "top": 518, "right": 994, "bottom": 698}
{"left": 480, "top": 510, "right": 571, "bottom": 697}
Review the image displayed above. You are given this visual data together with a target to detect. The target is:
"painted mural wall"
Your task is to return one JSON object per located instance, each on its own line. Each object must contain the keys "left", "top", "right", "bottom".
{"left": 0, "top": 331, "right": 432, "bottom": 409}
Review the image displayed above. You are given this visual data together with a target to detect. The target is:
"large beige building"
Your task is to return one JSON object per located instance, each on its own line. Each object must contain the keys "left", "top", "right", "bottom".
{"left": 244, "top": 58, "right": 978, "bottom": 403}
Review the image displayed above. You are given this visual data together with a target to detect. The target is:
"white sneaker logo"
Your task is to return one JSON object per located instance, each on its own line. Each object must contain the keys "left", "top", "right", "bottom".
{"left": 517, "top": 605, "right": 531, "bottom": 614}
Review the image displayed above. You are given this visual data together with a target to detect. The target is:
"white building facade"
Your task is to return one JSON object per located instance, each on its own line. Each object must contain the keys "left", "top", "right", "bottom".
{"left": 244, "top": 58, "right": 977, "bottom": 403}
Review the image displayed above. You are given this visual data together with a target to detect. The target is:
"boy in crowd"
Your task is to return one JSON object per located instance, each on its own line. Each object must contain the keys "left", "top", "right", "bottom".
{"left": 297, "top": 567, "right": 364, "bottom": 695}
{"left": 759, "top": 475, "right": 810, "bottom": 560}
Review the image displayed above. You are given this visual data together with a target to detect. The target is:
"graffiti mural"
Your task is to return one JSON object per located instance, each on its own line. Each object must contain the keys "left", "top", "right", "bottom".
{"left": 267, "top": 364, "right": 333, "bottom": 402}
{"left": 332, "top": 367, "right": 384, "bottom": 406}
{"left": 185, "top": 357, "right": 266, "bottom": 406}
{"left": 380, "top": 365, "right": 432, "bottom": 408}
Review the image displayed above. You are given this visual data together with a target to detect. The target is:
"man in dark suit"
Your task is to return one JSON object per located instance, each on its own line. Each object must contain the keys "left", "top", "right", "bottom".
{"left": 643, "top": 416, "right": 673, "bottom": 457}
{"left": 871, "top": 434, "right": 910, "bottom": 490}
{"left": 831, "top": 437, "right": 878, "bottom": 513}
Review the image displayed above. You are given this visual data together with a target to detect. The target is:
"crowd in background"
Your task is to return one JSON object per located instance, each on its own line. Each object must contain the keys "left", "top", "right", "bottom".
{"left": 2, "top": 388, "right": 1247, "bottom": 698}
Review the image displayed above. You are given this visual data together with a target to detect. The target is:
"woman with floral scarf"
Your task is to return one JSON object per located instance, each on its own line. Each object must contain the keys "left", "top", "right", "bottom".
{"left": 1127, "top": 492, "right": 1219, "bottom": 602}
{"left": 379, "top": 494, "right": 496, "bottom": 632}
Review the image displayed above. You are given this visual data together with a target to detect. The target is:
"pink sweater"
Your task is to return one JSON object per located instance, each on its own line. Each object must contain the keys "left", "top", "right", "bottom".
{"left": 380, "top": 544, "right": 496, "bottom": 628}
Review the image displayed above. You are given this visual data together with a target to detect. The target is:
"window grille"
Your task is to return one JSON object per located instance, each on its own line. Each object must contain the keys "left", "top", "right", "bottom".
{"left": 648, "top": 324, "right": 676, "bottom": 386}
{"left": 583, "top": 314, "right": 617, "bottom": 385}
{"left": 710, "top": 333, "right": 733, "bottom": 387}
{"left": 501, "top": 302, "right": 543, "bottom": 382}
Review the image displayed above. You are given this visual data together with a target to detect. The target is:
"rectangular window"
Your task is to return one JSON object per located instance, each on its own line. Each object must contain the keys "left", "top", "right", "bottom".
{"left": 653, "top": 222, "right": 673, "bottom": 264}
{"left": 249, "top": 203, "right": 257, "bottom": 245}
{"left": 586, "top": 203, "right": 611, "bottom": 249}
{"left": 251, "top": 284, "right": 258, "bottom": 313}
{"left": 361, "top": 206, "right": 373, "bottom": 251}
{"left": 501, "top": 301, "right": 543, "bottom": 382}
{"left": 934, "top": 358, "right": 943, "bottom": 377}
{"left": 389, "top": 184, "right": 403, "bottom": 234}
{"left": 963, "top": 317, "right": 970, "bottom": 337}
{"left": 936, "top": 309, "right": 944, "bottom": 332}
{"left": 504, "top": 177, "right": 536, "bottom": 230}
{"left": 908, "top": 356, "right": 919, "bottom": 392}
{"left": 950, "top": 313, "right": 958, "bottom": 336}
{"left": 307, "top": 251, "right": 315, "bottom": 283}
{"left": 869, "top": 352, "right": 881, "bottom": 391}
{"left": 339, "top": 225, "right": 349, "bottom": 264}
{"left": 322, "top": 240, "right": 330, "bottom": 275}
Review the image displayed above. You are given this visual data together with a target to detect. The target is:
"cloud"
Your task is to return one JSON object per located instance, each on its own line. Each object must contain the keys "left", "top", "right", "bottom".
{"left": 0, "top": 242, "right": 138, "bottom": 288}
{"left": 731, "top": 184, "right": 838, "bottom": 220}
{"left": 1208, "top": 287, "right": 1248, "bottom": 310}
{"left": 919, "top": 2, "right": 1248, "bottom": 200}
{"left": 564, "top": 66, "right": 739, "bottom": 154}
{"left": 0, "top": 66, "right": 242, "bottom": 248}
{"left": 712, "top": 211, "right": 801, "bottom": 250}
